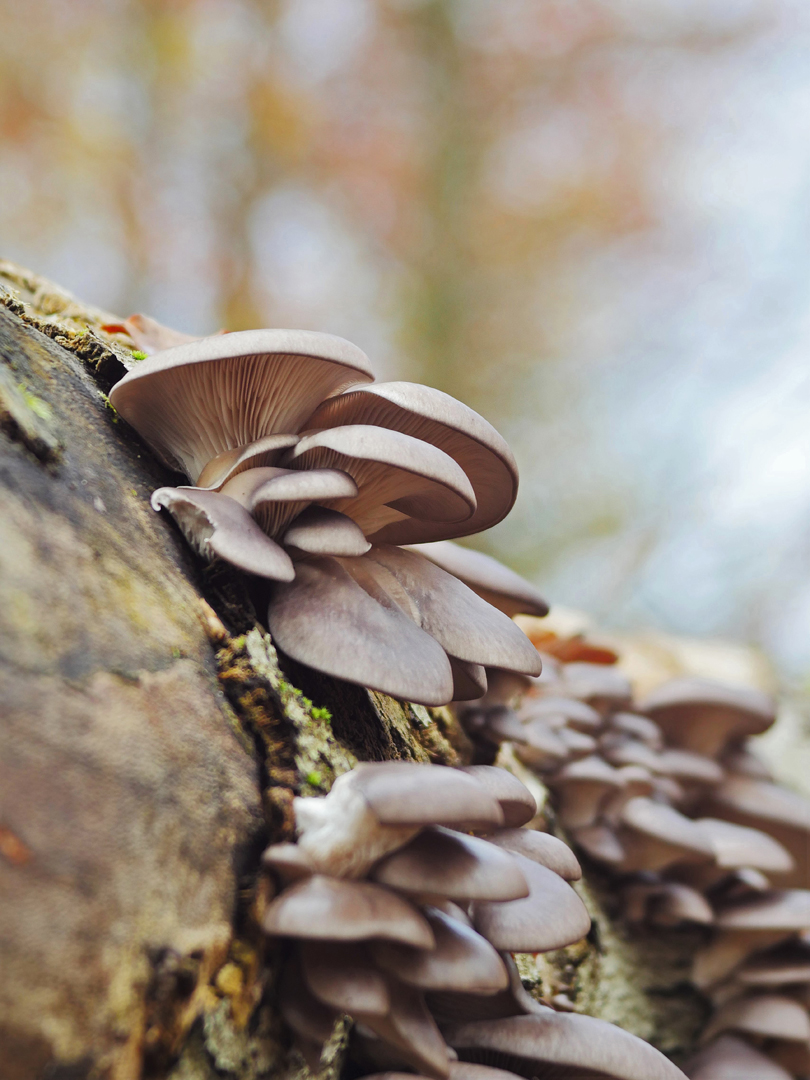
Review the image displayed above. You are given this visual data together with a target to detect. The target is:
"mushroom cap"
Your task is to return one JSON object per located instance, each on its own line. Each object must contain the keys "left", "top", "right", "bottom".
{"left": 715, "top": 889, "right": 810, "bottom": 931}
{"left": 426, "top": 952, "right": 547, "bottom": 1025}
{"left": 654, "top": 750, "right": 724, "bottom": 787}
{"left": 267, "top": 554, "right": 455, "bottom": 706}
{"left": 407, "top": 540, "right": 548, "bottom": 617}
{"left": 627, "top": 881, "right": 714, "bottom": 927}
{"left": 449, "top": 657, "right": 489, "bottom": 701}
{"left": 278, "top": 954, "right": 339, "bottom": 1047}
{"left": 546, "top": 756, "right": 624, "bottom": 830}
{"left": 471, "top": 853, "right": 590, "bottom": 953}
{"left": 109, "top": 328, "right": 375, "bottom": 482}
{"left": 353, "top": 547, "right": 543, "bottom": 676}
{"left": 196, "top": 433, "right": 301, "bottom": 490}
{"left": 371, "top": 826, "right": 529, "bottom": 902}
{"left": 448, "top": 1066, "right": 526, "bottom": 1080}
{"left": 696, "top": 818, "right": 794, "bottom": 875}
{"left": 457, "top": 766, "right": 538, "bottom": 828}
{"left": 607, "top": 712, "right": 664, "bottom": 749}
{"left": 307, "top": 382, "right": 520, "bottom": 543}
{"left": 613, "top": 798, "right": 714, "bottom": 873}
{"left": 444, "top": 1012, "right": 688, "bottom": 1079}
{"left": 571, "top": 824, "right": 626, "bottom": 866}
{"left": 638, "top": 678, "right": 775, "bottom": 757}
{"left": 685, "top": 1034, "right": 793, "bottom": 1080}
{"left": 121, "top": 312, "right": 207, "bottom": 354}
{"left": 736, "top": 941, "right": 810, "bottom": 986}
{"left": 262, "top": 874, "right": 435, "bottom": 947}
{"left": 283, "top": 505, "right": 372, "bottom": 557}
{"left": 300, "top": 940, "right": 391, "bottom": 1017}
{"left": 485, "top": 828, "right": 582, "bottom": 881}
{"left": 347, "top": 762, "right": 505, "bottom": 831}
{"left": 372, "top": 906, "right": 509, "bottom": 993}
{"left": 151, "top": 487, "right": 295, "bottom": 581}
{"left": 284, "top": 425, "right": 477, "bottom": 537}
{"left": 558, "top": 664, "right": 633, "bottom": 713}
{"left": 262, "top": 842, "right": 317, "bottom": 882}
{"left": 701, "top": 992, "right": 810, "bottom": 1044}
{"left": 520, "top": 697, "right": 603, "bottom": 733}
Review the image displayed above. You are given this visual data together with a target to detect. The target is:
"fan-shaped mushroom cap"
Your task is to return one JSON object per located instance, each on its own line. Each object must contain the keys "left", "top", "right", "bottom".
{"left": 220, "top": 464, "right": 360, "bottom": 537}
{"left": 736, "top": 941, "right": 810, "bottom": 986}
{"left": 351, "top": 547, "right": 543, "bottom": 676}
{"left": 267, "top": 555, "right": 455, "bottom": 706}
{"left": 262, "top": 842, "right": 316, "bottom": 882}
{"left": 607, "top": 712, "right": 663, "bottom": 749}
{"left": 262, "top": 875, "right": 435, "bottom": 947}
{"left": 655, "top": 751, "right": 724, "bottom": 787}
{"left": 546, "top": 757, "right": 624, "bottom": 830}
{"left": 150, "top": 487, "right": 295, "bottom": 580}
{"left": 300, "top": 940, "right": 391, "bottom": 1017}
{"left": 109, "top": 329, "right": 375, "bottom": 481}
{"left": 196, "top": 433, "right": 301, "bottom": 489}
{"left": 471, "top": 853, "right": 590, "bottom": 953}
{"left": 685, "top": 1034, "right": 793, "bottom": 1079}
{"left": 624, "top": 881, "right": 714, "bottom": 927}
{"left": 371, "top": 826, "right": 529, "bottom": 902}
{"left": 613, "top": 798, "right": 714, "bottom": 873}
{"left": 558, "top": 664, "right": 633, "bottom": 714}
{"left": 458, "top": 766, "right": 538, "bottom": 828}
{"left": 372, "top": 906, "right": 509, "bottom": 993}
{"left": 448, "top": 1065, "right": 526, "bottom": 1080}
{"left": 520, "top": 697, "right": 603, "bottom": 733}
{"left": 285, "top": 425, "right": 478, "bottom": 538}
{"left": 719, "top": 743, "right": 773, "bottom": 780}
{"left": 283, "top": 505, "right": 372, "bottom": 556}
{"left": 697, "top": 818, "right": 794, "bottom": 875}
{"left": 406, "top": 540, "right": 548, "bottom": 617}
{"left": 362, "top": 980, "right": 451, "bottom": 1080}
{"left": 598, "top": 735, "right": 662, "bottom": 773}
{"left": 698, "top": 775, "right": 810, "bottom": 888}
{"left": 306, "top": 382, "right": 520, "bottom": 543}
{"left": 347, "top": 762, "right": 505, "bottom": 831}
{"left": 426, "top": 952, "right": 547, "bottom": 1025}
{"left": 485, "top": 828, "right": 582, "bottom": 881}
{"left": 701, "top": 993, "right": 810, "bottom": 1044}
{"left": 121, "top": 312, "right": 207, "bottom": 354}
{"left": 444, "top": 1012, "right": 688, "bottom": 1079}
{"left": 571, "top": 824, "right": 626, "bottom": 866}
{"left": 638, "top": 678, "right": 775, "bottom": 758}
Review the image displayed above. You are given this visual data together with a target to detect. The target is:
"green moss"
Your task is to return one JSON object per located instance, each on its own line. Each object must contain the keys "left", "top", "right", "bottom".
{"left": 17, "top": 385, "right": 53, "bottom": 421}
{"left": 131, "top": 350, "right": 148, "bottom": 360}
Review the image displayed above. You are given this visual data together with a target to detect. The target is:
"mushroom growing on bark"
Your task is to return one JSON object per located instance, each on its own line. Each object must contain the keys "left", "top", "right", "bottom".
{"left": 109, "top": 327, "right": 543, "bottom": 704}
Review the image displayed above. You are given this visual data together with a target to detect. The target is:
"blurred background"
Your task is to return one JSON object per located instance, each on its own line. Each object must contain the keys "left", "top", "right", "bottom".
{"left": 3, "top": 0, "right": 810, "bottom": 682}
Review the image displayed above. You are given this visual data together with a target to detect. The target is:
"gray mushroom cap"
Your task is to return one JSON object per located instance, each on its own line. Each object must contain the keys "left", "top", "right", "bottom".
{"left": 277, "top": 954, "right": 340, "bottom": 1050}
{"left": 196, "top": 432, "right": 300, "bottom": 489}
{"left": 697, "top": 817, "right": 794, "bottom": 875}
{"left": 638, "top": 677, "right": 775, "bottom": 758}
{"left": 306, "top": 381, "right": 520, "bottom": 543}
{"left": 407, "top": 540, "right": 549, "bottom": 617}
{"left": 484, "top": 828, "right": 582, "bottom": 881}
{"left": 109, "top": 328, "right": 375, "bottom": 482}
{"left": 736, "top": 941, "right": 810, "bottom": 986}
{"left": 444, "top": 1012, "right": 689, "bottom": 1079}
{"left": 458, "top": 766, "right": 538, "bottom": 828}
{"left": 262, "top": 874, "right": 435, "bottom": 947}
{"left": 700, "top": 992, "right": 810, "bottom": 1044}
{"left": 471, "top": 853, "right": 590, "bottom": 953}
{"left": 361, "top": 979, "right": 452, "bottom": 1079}
{"left": 685, "top": 1034, "right": 793, "bottom": 1080}
{"left": 282, "top": 505, "right": 372, "bottom": 557}
{"left": 371, "top": 826, "right": 529, "bottom": 902}
{"left": 300, "top": 940, "right": 390, "bottom": 1017}
{"left": 151, "top": 487, "right": 295, "bottom": 580}
{"left": 371, "top": 906, "right": 509, "bottom": 993}
{"left": 614, "top": 797, "right": 714, "bottom": 873}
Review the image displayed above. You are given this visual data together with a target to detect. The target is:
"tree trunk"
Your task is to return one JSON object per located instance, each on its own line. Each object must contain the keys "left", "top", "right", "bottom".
{"left": 0, "top": 262, "right": 705, "bottom": 1080}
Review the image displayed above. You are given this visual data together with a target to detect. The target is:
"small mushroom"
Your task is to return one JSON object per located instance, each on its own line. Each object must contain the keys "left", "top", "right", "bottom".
{"left": 470, "top": 853, "right": 591, "bottom": 953}
{"left": 638, "top": 678, "right": 775, "bottom": 759}
{"left": 623, "top": 880, "right": 714, "bottom": 927}
{"left": 484, "top": 828, "right": 582, "bottom": 882}
{"left": 612, "top": 797, "right": 714, "bottom": 874}
{"left": 546, "top": 757, "right": 624, "bottom": 831}
{"left": 444, "top": 1012, "right": 689, "bottom": 1079}
{"left": 557, "top": 663, "right": 633, "bottom": 715}
{"left": 684, "top": 1034, "right": 793, "bottom": 1079}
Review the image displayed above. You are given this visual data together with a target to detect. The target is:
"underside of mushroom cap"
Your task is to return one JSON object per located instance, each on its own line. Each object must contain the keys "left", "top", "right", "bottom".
{"left": 195, "top": 433, "right": 301, "bottom": 489}
{"left": 284, "top": 425, "right": 477, "bottom": 539}
{"left": 109, "top": 328, "right": 375, "bottom": 481}
{"left": 444, "top": 1012, "right": 689, "bottom": 1079}
{"left": 305, "top": 382, "right": 520, "bottom": 541}
{"left": 151, "top": 486, "right": 295, "bottom": 580}
{"left": 407, "top": 541, "right": 549, "bottom": 617}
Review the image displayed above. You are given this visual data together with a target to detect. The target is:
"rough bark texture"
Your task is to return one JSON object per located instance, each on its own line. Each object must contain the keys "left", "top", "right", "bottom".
{"left": 0, "top": 262, "right": 705, "bottom": 1080}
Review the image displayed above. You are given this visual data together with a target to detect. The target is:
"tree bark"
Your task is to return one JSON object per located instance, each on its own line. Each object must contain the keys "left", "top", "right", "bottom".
{"left": 0, "top": 262, "right": 705, "bottom": 1080}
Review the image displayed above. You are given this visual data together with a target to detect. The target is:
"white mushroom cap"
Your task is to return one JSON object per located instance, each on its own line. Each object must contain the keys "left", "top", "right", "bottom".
{"left": 109, "top": 328, "right": 374, "bottom": 482}
{"left": 444, "top": 1012, "right": 689, "bottom": 1079}
{"left": 306, "top": 382, "right": 520, "bottom": 542}
{"left": 150, "top": 487, "right": 295, "bottom": 580}
{"left": 407, "top": 540, "right": 548, "bottom": 617}
{"left": 638, "top": 678, "right": 775, "bottom": 758}
{"left": 685, "top": 1034, "right": 793, "bottom": 1079}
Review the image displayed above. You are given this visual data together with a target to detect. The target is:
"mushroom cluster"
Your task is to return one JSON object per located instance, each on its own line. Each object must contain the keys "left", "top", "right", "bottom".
{"left": 108, "top": 328, "right": 547, "bottom": 705}
{"left": 455, "top": 616, "right": 810, "bottom": 1080}
{"left": 261, "top": 760, "right": 687, "bottom": 1080}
